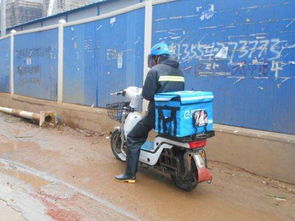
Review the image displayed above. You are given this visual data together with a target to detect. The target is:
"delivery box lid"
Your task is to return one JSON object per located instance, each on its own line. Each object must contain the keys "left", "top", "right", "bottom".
{"left": 154, "top": 91, "right": 214, "bottom": 104}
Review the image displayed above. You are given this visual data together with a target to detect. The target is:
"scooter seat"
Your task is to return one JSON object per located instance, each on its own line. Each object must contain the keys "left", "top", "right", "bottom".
{"left": 140, "top": 141, "right": 154, "bottom": 151}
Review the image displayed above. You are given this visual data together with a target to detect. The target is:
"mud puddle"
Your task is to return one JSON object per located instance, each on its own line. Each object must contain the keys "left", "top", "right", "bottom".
{"left": 0, "top": 165, "right": 49, "bottom": 189}
{"left": 0, "top": 142, "right": 39, "bottom": 154}
{"left": 0, "top": 158, "right": 140, "bottom": 221}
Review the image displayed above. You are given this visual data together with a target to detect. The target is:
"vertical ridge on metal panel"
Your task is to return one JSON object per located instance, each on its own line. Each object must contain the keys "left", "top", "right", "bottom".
{"left": 0, "top": 37, "right": 11, "bottom": 93}
{"left": 10, "top": 31, "right": 15, "bottom": 95}
{"left": 152, "top": 0, "right": 295, "bottom": 134}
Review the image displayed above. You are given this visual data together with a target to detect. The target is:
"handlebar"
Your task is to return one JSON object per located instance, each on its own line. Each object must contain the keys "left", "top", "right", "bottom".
{"left": 110, "top": 90, "right": 126, "bottom": 96}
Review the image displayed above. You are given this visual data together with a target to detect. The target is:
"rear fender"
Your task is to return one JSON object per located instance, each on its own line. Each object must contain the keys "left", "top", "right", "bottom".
{"left": 192, "top": 153, "right": 212, "bottom": 183}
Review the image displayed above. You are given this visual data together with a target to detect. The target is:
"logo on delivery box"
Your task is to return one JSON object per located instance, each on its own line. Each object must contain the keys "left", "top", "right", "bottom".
{"left": 184, "top": 109, "right": 208, "bottom": 126}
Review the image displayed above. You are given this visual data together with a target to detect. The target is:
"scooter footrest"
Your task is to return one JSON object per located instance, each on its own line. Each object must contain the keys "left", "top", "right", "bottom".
{"left": 140, "top": 141, "right": 154, "bottom": 151}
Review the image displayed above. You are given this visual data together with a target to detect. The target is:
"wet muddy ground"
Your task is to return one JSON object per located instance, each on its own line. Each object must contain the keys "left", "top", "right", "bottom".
{"left": 0, "top": 113, "right": 294, "bottom": 221}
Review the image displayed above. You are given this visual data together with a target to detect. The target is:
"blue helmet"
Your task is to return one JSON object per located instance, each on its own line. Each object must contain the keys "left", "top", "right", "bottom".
{"left": 150, "top": 43, "right": 171, "bottom": 56}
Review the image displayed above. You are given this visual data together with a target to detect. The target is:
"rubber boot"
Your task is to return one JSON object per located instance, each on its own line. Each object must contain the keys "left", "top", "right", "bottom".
{"left": 115, "top": 150, "right": 139, "bottom": 183}
{"left": 114, "top": 174, "right": 136, "bottom": 183}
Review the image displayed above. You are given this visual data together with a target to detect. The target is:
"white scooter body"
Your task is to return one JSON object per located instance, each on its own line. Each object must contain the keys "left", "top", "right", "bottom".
{"left": 116, "top": 87, "right": 208, "bottom": 173}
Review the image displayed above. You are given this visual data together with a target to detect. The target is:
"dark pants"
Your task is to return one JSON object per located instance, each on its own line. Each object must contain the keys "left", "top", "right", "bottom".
{"left": 125, "top": 103, "right": 155, "bottom": 177}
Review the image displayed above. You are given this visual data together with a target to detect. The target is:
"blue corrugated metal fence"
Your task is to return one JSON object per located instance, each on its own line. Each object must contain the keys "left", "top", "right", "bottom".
{"left": 14, "top": 29, "right": 58, "bottom": 100}
{"left": 153, "top": 0, "right": 295, "bottom": 134}
{"left": 63, "top": 8, "right": 145, "bottom": 107}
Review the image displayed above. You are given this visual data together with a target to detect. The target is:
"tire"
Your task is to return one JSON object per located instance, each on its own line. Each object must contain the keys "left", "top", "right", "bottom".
{"left": 110, "top": 129, "right": 127, "bottom": 162}
{"left": 171, "top": 159, "right": 198, "bottom": 192}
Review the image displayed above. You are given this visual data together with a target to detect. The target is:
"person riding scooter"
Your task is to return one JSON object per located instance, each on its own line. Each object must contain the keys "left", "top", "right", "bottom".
{"left": 115, "top": 42, "right": 185, "bottom": 183}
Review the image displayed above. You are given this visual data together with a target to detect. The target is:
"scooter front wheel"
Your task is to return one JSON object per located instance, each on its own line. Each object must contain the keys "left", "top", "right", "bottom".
{"left": 110, "top": 129, "right": 127, "bottom": 162}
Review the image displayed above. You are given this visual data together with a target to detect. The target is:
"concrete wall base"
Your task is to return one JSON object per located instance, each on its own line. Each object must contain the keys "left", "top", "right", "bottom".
{"left": 0, "top": 93, "right": 294, "bottom": 184}
{"left": 207, "top": 125, "right": 295, "bottom": 184}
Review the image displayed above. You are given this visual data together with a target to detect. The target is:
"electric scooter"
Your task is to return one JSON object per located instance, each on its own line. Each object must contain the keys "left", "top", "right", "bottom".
{"left": 107, "top": 87, "right": 214, "bottom": 191}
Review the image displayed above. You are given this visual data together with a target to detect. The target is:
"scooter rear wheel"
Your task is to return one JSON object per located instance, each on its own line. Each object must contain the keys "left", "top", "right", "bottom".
{"left": 110, "top": 129, "right": 127, "bottom": 162}
{"left": 171, "top": 160, "right": 198, "bottom": 192}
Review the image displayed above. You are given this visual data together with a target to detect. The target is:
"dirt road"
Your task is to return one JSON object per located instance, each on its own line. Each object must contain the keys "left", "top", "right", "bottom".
{"left": 0, "top": 113, "right": 294, "bottom": 221}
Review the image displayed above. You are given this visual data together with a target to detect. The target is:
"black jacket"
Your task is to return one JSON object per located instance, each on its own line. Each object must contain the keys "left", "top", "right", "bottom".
{"left": 142, "top": 56, "right": 185, "bottom": 102}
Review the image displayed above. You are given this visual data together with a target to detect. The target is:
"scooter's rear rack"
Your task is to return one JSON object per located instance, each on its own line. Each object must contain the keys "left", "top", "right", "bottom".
{"left": 158, "top": 130, "right": 215, "bottom": 142}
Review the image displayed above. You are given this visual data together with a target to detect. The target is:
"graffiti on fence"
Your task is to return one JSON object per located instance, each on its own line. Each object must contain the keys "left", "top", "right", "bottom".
{"left": 15, "top": 46, "right": 56, "bottom": 86}
{"left": 165, "top": 36, "right": 295, "bottom": 86}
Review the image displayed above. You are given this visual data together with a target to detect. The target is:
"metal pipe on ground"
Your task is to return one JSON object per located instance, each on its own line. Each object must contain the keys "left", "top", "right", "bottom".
{"left": 0, "top": 106, "right": 57, "bottom": 127}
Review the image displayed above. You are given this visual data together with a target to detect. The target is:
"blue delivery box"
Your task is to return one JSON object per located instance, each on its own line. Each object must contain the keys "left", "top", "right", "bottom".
{"left": 154, "top": 91, "right": 214, "bottom": 137}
